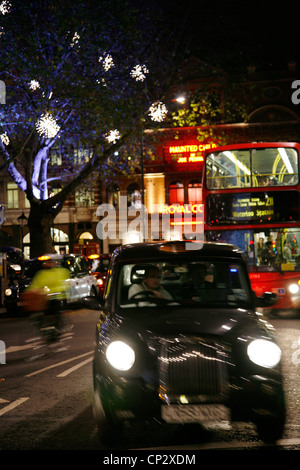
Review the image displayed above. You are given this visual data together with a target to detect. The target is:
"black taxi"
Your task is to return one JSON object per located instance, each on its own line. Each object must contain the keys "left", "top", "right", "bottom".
{"left": 93, "top": 241, "right": 285, "bottom": 446}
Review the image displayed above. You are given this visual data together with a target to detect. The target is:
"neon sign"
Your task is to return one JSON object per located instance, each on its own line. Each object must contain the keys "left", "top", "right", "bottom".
{"left": 169, "top": 143, "right": 216, "bottom": 154}
{"left": 160, "top": 204, "right": 203, "bottom": 214}
{"left": 167, "top": 143, "right": 217, "bottom": 164}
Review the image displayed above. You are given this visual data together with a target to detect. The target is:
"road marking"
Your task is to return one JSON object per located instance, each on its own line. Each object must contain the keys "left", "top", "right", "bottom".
{"left": 25, "top": 351, "right": 94, "bottom": 377}
{"left": 6, "top": 342, "right": 41, "bottom": 353}
{"left": 7, "top": 332, "right": 74, "bottom": 354}
{"left": 0, "top": 397, "right": 29, "bottom": 416}
{"left": 57, "top": 356, "right": 94, "bottom": 377}
{"left": 137, "top": 437, "right": 300, "bottom": 450}
{"left": 0, "top": 398, "right": 9, "bottom": 403}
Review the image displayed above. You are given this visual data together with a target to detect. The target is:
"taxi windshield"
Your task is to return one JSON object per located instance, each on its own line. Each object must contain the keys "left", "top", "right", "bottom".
{"left": 117, "top": 259, "right": 251, "bottom": 308}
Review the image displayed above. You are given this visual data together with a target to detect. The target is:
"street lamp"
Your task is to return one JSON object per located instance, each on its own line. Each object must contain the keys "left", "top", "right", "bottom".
{"left": 17, "top": 212, "right": 28, "bottom": 255}
{"left": 173, "top": 95, "right": 186, "bottom": 104}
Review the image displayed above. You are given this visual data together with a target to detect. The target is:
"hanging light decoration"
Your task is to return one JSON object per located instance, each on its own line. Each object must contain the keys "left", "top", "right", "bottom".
{"left": 130, "top": 64, "right": 149, "bottom": 82}
{"left": 148, "top": 101, "right": 168, "bottom": 122}
{"left": 29, "top": 80, "right": 40, "bottom": 91}
{"left": 106, "top": 129, "right": 120, "bottom": 144}
{"left": 99, "top": 53, "right": 115, "bottom": 72}
{"left": 0, "top": 132, "right": 9, "bottom": 145}
{"left": 0, "top": 1, "right": 11, "bottom": 15}
{"left": 70, "top": 32, "right": 80, "bottom": 47}
{"left": 36, "top": 113, "right": 60, "bottom": 138}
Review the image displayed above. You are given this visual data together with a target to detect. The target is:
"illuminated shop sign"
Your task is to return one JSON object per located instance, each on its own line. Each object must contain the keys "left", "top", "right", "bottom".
{"left": 160, "top": 204, "right": 204, "bottom": 228}
{"left": 165, "top": 143, "right": 217, "bottom": 165}
{"left": 161, "top": 204, "right": 203, "bottom": 214}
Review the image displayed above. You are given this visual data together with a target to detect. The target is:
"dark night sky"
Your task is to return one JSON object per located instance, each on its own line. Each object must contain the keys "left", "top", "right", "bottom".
{"left": 170, "top": 0, "right": 300, "bottom": 73}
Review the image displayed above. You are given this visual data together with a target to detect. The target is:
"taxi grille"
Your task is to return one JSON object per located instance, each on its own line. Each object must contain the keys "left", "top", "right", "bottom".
{"left": 159, "top": 337, "right": 228, "bottom": 398}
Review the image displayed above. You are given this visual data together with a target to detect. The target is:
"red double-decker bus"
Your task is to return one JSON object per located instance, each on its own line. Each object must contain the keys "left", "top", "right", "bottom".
{"left": 203, "top": 141, "right": 300, "bottom": 316}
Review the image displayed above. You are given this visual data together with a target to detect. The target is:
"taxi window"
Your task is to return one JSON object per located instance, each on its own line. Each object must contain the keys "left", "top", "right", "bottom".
{"left": 117, "top": 260, "right": 251, "bottom": 308}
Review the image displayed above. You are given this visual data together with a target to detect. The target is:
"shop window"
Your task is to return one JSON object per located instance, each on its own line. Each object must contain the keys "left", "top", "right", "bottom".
{"left": 7, "top": 183, "right": 19, "bottom": 209}
{"left": 25, "top": 196, "right": 30, "bottom": 208}
{"left": 127, "top": 183, "right": 142, "bottom": 208}
{"left": 188, "top": 180, "right": 202, "bottom": 204}
{"left": 49, "top": 147, "right": 63, "bottom": 166}
{"left": 75, "top": 188, "right": 95, "bottom": 206}
{"left": 51, "top": 228, "right": 69, "bottom": 243}
{"left": 73, "top": 148, "right": 93, "bottom": 165}
{"left": 107, "top": 184, "right": 120, "bottom": 207}
{"left": 169, "top": 181, "right": 184, "bottom": 204}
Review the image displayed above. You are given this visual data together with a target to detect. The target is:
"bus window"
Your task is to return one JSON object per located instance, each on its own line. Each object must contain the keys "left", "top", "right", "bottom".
{"left": 254, "top": 229, "right": 300, "bottom": 270}
{"left": 206, "top": 150, "right": 251, "bottom": 189}
{"left": 206, "top": 147, "right": 298, "bottom": 189}
{"left": 206, "top": 228, "right": 300, "bottom": 272}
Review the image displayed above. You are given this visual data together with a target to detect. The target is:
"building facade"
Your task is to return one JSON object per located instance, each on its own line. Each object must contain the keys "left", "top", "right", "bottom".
{"left": 1, "top": 59, "right": 300, "bottom": 257}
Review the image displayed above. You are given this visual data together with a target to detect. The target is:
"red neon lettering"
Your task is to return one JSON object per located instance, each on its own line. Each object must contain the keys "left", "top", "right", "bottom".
{"left": 160, "top": 204, "right": 203, "bottom": 214}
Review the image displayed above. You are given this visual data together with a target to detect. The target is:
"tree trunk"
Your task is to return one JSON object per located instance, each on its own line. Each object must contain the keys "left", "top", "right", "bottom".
{"left": 27, "top": 202, "right": 55, "bottom": 258}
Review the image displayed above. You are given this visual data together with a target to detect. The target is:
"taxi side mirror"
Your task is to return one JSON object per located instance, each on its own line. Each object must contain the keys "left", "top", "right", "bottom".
{"left": 254, "top": 291, "right": 278, "bottom": 307}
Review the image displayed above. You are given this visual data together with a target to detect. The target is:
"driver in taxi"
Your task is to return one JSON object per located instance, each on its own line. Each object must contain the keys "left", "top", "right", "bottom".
{"left": 128, "top": 265, "right": 173, "bottom": 300}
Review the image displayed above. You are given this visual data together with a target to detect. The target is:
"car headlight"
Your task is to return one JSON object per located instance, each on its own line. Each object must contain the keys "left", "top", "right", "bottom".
{"left": 247, "top": 339, "right": 282, "bottom": 368}
{"left": 4, "top": 288, "right": 12, "bottom": 296}
{"left": 288, "top": 283, "right": 300, "bottom": 294}
{"left": 106, "top": 341, "right": 135, "bottom": 371}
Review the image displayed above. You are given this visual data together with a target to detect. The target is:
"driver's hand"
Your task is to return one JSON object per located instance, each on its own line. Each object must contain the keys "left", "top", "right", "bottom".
{"left": 150, "top": 290, "right": 165, "bottom": 298}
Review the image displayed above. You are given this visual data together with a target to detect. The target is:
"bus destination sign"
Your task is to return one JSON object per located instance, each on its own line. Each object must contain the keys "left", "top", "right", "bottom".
{"left": 206, "top": 191, "right": 300, "bottom": 225}
{"left": 232, "top": 195, "right": 274, "bottom": 220}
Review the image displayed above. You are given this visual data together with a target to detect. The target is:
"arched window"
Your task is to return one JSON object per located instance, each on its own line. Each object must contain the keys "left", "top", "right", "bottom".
{"left": 169, "top": 181, "right": 184, "bottom": 204}
{"left": 78, "top": 231, "right": 93, "bottom": 242}
{"left": 188, "top": 180, "right": 202, "bottom": 204}
{"left": 127, "top": 183, "right": 142, "bottom": 208}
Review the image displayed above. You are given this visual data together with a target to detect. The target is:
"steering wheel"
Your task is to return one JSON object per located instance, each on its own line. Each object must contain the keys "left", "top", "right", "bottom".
{"left": 129, "top": 291, "right": 156, "bottom": 301}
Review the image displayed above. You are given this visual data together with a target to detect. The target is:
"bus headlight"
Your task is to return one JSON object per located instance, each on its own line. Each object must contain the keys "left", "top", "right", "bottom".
{"left": 288, "top": 283, "right": 300, "bottom": 295}
{"left": 106, "top": 341, "right": 135, "bottom": 371}
{"left": 247, "top": 339, "right": 281, "bottom": 368}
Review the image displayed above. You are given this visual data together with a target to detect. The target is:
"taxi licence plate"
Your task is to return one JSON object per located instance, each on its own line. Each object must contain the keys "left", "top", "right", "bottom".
{"left": 161, "top": 404, "right": 230, "bottom": 425}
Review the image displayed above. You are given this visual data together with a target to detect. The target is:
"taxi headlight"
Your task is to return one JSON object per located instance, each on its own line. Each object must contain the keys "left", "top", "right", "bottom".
{"left": 106, "top": 341, "right": 135, "bottom": 371}
{"left": 4, "top": 288, "right": 12, "bottom": 296}
{"left": 288, "top": 283, "right": 300, "bottom": 295}
{"left": 247, "top": 339, "right": 281, "bottom": 368}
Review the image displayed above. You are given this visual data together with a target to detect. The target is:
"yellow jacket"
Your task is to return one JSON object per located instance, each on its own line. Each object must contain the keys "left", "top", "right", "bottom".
{"left": 29, "top": 266, "right": 70, "bottom": 300}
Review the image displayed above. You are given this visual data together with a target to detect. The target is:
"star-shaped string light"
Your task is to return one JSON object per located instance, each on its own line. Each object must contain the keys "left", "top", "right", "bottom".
{"left": 130, "top": 64, "right": 149, "bottom": 82}
{"left": 105, "top": 129, "right": 120, "bottom": 144}
{"left": 70, "top": 32, "right": 80, "bottom": 48}
{"left": 148, "top": 101, "right": 168, "bottom": 122}
{"left": 0, "top": 0, "right": 11, "bottom": 15}
{"left": 29, "top": 80, "right": 40, "bottom": 91}
{"left": 36, "top": 113, "right": 60, "bottom": 138}
{"left": 99, "top": 53, "right": 115, "bottom": 72}
{"left": 0, "top": 132, "right": 9, "bottom": 145}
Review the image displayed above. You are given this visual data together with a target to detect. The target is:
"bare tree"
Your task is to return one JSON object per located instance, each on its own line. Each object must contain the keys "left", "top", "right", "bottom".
{"left": 0, "top": 0, "right": 188, "bottom": 256}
